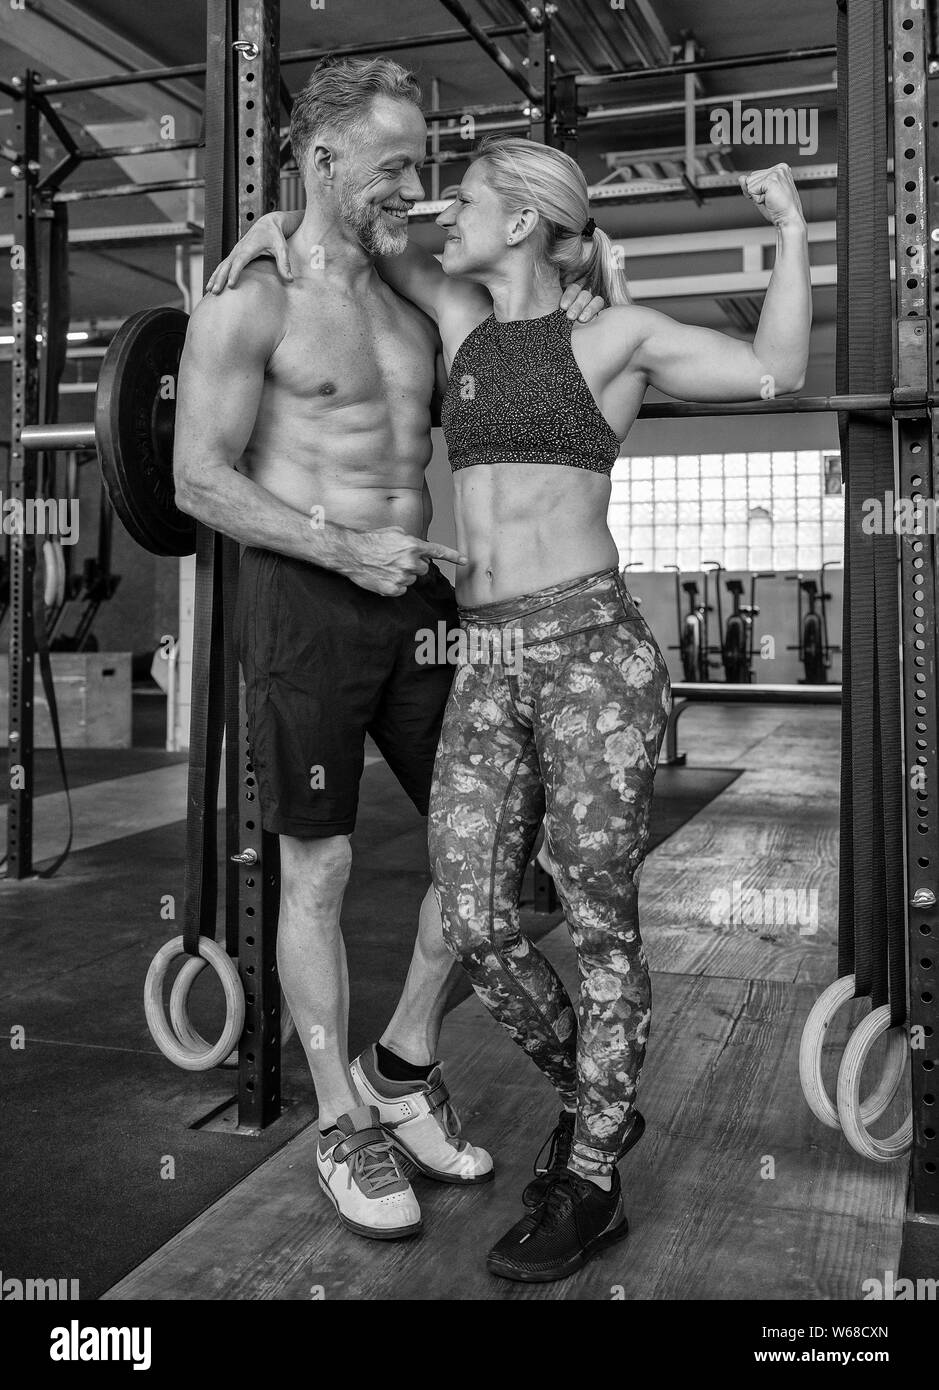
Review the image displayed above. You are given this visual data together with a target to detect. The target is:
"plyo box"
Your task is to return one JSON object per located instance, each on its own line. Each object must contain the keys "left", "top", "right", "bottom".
{"left": 0, "top": 652, "right": 132, "bottom": 749}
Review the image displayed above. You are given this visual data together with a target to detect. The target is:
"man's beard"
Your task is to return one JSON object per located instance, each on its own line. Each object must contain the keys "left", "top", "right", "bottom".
{"left": 339, "top": 181, "right": 409, "bottom": 256}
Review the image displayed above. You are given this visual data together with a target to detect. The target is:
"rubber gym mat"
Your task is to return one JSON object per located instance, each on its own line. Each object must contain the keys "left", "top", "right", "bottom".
{"left": 0, "top": 757, "right": 738, "bottom": 1299}
{"left": 0, "top": 746, "right": 188, "bottom": 803}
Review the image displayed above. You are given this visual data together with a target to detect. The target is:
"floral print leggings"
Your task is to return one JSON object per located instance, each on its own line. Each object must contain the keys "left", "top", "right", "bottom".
{"left": 428, "top": 567, "right": 672, "bottom": 1179}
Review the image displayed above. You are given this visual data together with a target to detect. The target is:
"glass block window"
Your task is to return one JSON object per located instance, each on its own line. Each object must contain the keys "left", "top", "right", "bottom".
{"left": 610, "top": 449, "right": 844, "bottom": 571}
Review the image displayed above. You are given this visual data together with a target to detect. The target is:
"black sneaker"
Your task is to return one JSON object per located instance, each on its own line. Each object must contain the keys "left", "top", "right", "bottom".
{"left": 487, "top": 1168, "right": 628, "bottom": 1283}
{"left": 523, "top": 1108, "right": 645, "bottom": 1207}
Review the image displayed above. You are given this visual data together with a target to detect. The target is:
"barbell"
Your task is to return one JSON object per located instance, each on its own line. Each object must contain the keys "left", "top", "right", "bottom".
{"left": 20, "top": 306, "right": 196, "bottom": 558}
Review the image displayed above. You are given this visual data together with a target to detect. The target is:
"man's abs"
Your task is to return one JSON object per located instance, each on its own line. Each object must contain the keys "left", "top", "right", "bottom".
{"left": 238, "top": 453, "right": 428, "bottom": 535}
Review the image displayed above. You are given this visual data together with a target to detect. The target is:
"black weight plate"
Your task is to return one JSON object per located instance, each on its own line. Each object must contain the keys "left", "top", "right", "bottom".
{"left": 95, "top": 306, "right": 196, "bottom": 557}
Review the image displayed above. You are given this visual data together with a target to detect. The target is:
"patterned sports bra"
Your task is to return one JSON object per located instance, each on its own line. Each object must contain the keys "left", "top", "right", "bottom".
{"left": 440, "top": 307, "right": 621, "bottom": 475}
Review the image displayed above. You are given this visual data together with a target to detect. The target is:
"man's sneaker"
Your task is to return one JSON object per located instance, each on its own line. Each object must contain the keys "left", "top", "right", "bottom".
{"left": 350, "top": 1045, "right": 494, "bottom": 1185}
{"left": 316, "top": 1104, "right": 422, "bottom": 1240}
{"left": 488, "top": 1168, "right": 628, "bottom": 1283}
{"left": 523, "top": 1108, "right": 645, "bottom": 1207}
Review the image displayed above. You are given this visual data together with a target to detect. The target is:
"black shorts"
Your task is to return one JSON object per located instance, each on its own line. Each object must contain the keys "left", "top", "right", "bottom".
{"left": 235, "top": 547, "right": 458, "bottom": 839}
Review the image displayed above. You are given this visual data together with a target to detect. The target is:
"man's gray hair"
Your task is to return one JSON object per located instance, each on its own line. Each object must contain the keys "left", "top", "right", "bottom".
{"left": 289, "top": 55, "right": 423, "bottom": 170}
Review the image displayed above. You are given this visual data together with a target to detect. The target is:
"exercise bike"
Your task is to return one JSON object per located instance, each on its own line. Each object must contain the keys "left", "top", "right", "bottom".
{"left": 714, "top": 568, "right": 775, "bottom": 684}
{"left": 666, "top": 563, "right": 712, "bottom": 682}
{"left": 786, "top": 564, "right": 836, "bottom": 683}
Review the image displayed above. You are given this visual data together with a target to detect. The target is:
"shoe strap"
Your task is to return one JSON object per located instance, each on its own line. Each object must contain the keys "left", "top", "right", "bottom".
{"left": 425, "top": 1078, "right": 450, "bottom": 1113}
{"left": 382, "top": 1078, "right": 464, "bottom": 1147}
{"left": 383, "top": 1078, "right": 450, "bottom": 1124}
{"left": 331, "top": 1125, "right": 389, "bottom": 1166}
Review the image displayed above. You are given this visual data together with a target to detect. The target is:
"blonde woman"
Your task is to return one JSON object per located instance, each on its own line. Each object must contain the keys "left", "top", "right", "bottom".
{"left": 212, "top": 134, "right": 810, "bottom": 1281}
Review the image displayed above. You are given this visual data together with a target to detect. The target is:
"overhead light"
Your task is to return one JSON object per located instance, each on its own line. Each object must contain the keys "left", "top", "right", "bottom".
{"left": 0, "top": 335, "right": 13, "bottom": 346}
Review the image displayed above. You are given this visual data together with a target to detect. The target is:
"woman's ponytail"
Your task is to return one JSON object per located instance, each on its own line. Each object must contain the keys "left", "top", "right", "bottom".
{"left": 555, "top": 224, "right": 631, "bottom": 305}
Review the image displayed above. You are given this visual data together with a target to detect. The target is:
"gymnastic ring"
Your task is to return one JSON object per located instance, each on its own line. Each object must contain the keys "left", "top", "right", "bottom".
{"left": 42, "top": 537, "right": 66, "bottom": 608}
{"left": 836, "top": 1007, "right": 913, "bottom": 1162}
{"left": 168, "top": 954, "right": 238, "bottom": 1067}
{"left": 144, "top": 936, "right": 244, "bottom": 1071}
{"left": 168, "top": 955, "right": 295, "bottom": 1066}
{"left": 798, "top": 974, "right": 907, "bottom": 1129}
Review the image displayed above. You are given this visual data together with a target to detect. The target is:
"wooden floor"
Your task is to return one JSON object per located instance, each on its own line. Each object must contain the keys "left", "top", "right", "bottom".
{"left": 104, "top": 705, "right": 910, "bottom": 1301}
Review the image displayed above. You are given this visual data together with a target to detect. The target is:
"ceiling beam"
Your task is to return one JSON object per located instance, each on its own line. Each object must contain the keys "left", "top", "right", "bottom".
{"left": 0, "top": 2, "right": 202, "bottom": 113}
{"left": 612, "top": 1, "right": 675, "bottom": 68}
{"left": 0, "top": 221, "right": 201, "bottom": 249}
{"left": 0, "top": 0, "right": 202, "bottom": 219}
{"left": 626, "top": 266, "right": 838, "bottom": 300}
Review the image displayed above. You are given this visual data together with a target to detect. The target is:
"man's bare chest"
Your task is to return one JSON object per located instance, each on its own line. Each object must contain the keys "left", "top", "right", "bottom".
{"left": 269, "top": 293, "right": 437, "bottom": 404}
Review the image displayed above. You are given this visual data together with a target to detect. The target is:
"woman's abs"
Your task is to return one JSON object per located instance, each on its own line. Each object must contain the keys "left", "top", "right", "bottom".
{"left": 453, "top": 463, "right": 619, "bottom": 605}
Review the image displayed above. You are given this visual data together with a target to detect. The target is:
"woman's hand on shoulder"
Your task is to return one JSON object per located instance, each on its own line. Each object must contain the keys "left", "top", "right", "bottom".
{"left": 206, "top": 210, "right": 303, "bottom": 293}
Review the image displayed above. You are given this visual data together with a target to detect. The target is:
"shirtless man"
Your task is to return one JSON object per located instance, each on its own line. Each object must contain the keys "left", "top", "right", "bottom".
{"left": 174, "top": 55, "right": 599, "bottom": 1241}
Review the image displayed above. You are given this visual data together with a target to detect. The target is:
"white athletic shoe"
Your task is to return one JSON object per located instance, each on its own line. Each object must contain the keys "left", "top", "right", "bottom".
{"left": 350, "top": 1046, "right": 495, "bottom": 1186}
{"left": 316, "top": 1104, "right": 422, "bottom": 1240}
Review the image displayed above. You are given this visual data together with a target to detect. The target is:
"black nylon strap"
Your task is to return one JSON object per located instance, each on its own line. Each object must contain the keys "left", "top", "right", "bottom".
{"left": 835, "top": 0, "right": 905, "bottom": 1024}
{"left": 222, "top": 532, "right": 241, "bottom": 958}
{"left": 182, "top": 528, "right": 227, "bottom": 956}
{"left": 839, "top": 0, "right": 879, "bottom": 999}
{"left": 182, "top": 0, "right": 240, "bottom": 958}
{"left": 32, "top": 201, "right": 72, "bottom": 878}
{"left": 32, "top": 568, "right": 73, "bottom": 878}
{"left": 834, "top": 0, "right": 853, "bottom": 981}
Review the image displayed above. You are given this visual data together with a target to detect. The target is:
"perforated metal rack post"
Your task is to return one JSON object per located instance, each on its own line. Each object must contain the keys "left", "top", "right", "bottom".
{"left": 526, "top": 2, "right": 550, "bottom": 144}
{"left": 5, "top": 74, "right": 39, "bottom": 880}
{"left": 897, "top": 0, "right": 939, "bottom": 1217}
{"left": 232, "top": 0, "right": 283, "bottom": 1133}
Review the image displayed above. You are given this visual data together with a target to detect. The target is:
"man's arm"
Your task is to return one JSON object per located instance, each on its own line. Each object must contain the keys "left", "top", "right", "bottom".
{"left": 173, "top": 277, "right": 466, "bottom": 595}
{"left": 203, "top": 211, "right": 474, "bottom": 324}
{"left": 173, "top": 278, "right": 347, "bottom": 564}
{"left": 206, "top": 211, "right": 606, "bottom": 323}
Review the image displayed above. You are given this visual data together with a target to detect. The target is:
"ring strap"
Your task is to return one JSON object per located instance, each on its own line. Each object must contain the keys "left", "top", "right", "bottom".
{"left": 184, "top": 0, "right": 241, "bottom": 962}
{"left": 835, "top": 0, "right": 906, "bottom": 1030}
